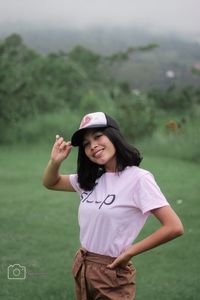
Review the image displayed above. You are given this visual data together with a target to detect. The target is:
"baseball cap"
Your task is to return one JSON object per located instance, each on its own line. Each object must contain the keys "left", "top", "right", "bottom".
{"left": 71, "top": 112, "right": 119, "bottom": 146}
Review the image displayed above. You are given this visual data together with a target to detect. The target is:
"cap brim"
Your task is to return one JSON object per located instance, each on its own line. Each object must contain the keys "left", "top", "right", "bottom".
{"left": 71, "top": 125, "right": 107, "bottom": 146}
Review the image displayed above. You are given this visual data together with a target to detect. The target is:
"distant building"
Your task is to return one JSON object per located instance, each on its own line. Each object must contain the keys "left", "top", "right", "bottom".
{"left": 165, "top": 70, "right": 175, "bottom": 79}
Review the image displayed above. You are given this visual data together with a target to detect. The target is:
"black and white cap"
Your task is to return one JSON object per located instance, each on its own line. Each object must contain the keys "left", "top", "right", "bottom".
{"left": 71, "top": 112, "right": 119, "bottom": 146}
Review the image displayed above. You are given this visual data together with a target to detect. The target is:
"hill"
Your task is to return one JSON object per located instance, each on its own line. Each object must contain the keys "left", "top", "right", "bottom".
{"left": 1, "top": 26, "right": 200, "bottom": 89}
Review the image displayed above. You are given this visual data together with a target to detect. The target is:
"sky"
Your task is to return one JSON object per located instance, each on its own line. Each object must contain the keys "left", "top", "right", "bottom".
{"left": 0, "top": 0, "right": 200, "bottom": 37}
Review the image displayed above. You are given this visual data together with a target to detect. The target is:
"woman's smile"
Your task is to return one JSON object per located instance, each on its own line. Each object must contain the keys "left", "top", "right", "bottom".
{"left": 93, "top": 148, "right": 104, "bottom": 158}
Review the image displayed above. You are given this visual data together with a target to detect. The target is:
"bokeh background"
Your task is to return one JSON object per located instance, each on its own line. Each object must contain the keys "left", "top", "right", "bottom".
{"left": 0, "top": 1, "right": 200, "bottom": 299}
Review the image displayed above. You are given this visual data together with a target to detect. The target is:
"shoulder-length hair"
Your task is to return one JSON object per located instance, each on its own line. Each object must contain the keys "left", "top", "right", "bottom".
{"left": 77, "top": 127, "right": 142, "bottom": 191}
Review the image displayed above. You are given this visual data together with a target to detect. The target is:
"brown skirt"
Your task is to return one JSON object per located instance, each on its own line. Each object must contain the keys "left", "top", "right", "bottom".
{"left": 72, "top": 248, "right": 136, "bottom": 300}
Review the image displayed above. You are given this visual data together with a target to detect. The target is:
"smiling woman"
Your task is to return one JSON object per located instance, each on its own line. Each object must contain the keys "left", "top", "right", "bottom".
{"left": 42, "top": 111, "right": 184, "bottom": 300}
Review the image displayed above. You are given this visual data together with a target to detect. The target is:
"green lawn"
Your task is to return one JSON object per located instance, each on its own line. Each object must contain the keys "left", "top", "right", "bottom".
{"left": 0, "top": 143, "right": 199, "bottom": 300}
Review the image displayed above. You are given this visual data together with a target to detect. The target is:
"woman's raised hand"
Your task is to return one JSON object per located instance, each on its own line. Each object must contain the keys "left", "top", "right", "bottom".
{"left": 51, "top": 134, "right": 73, "bottom": 164}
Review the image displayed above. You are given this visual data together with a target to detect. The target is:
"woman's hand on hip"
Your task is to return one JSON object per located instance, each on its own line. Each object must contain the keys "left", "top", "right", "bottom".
{"left": 107, "top": 250, "right": 132, "bottom": 270}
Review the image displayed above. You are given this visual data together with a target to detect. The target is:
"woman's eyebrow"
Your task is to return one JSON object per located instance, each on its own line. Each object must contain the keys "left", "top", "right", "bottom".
{"left": 83, "top": 130, "right": 103, "bottom": 142}
{"left": 82, "top": 135, "right": 92, "bottom": 145}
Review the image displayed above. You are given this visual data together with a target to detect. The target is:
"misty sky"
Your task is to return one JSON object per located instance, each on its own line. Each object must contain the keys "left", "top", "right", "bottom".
{"left": 0, "top": 0, "right": 200, "bottom": 37}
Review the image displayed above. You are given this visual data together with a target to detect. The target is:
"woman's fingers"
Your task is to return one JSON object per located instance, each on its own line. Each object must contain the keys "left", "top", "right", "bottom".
{"left": 55, "top": 135, "right": 64, "bottom": 145}
{"left": 53, "top": 135, "right": 72, "bottom": 161}
{"left": 55, "top": 135, "right": 67, "bottom": 150}
{"left": 106, "top": 257, "right": 119, "bottom": 269}
{"left": 107, "top": 252, "right": 131, "bottom": 270}
{"left": 59, "top": 141, "right": 71, "bottom": 151}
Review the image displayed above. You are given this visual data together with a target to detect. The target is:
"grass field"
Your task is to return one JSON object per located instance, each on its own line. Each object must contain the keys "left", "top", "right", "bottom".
{"left": 0, "top": 142, "right": 200, "bottom": 300}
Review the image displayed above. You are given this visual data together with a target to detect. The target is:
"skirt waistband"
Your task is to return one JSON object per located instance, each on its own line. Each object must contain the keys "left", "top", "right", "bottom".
{"left": 79, "top": 247, "right": 117, "bottom": 265}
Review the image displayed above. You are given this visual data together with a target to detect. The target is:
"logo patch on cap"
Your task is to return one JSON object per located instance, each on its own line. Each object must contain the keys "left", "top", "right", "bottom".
{"left": 79, "top": 112, "right": 107, "bottom": 129}
{"left": 80, "top": 115, "right": 92, "bottom": 128}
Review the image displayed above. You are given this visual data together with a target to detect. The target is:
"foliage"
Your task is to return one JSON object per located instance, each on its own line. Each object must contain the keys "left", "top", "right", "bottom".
{"left": 0, "top": 33, "right": 159, "bottom": 144}
{"left": 115, "top": 91, "right": 156, "bottom": 141}
{"left": 0, "top": 34, "right": 40, "bottom": 123}
{"left": 0, "top": 35, "right": 101, "bottom": 142}
{"left": 67, "top": 45, "right": 101, "bottom": 80}
{"left": 1, "top": 33, "right": 199, "bottom": 147}
{"left": 79, "top": 87, "right": 116, "bottom": 116}
{"left": 148, "top": 84, "right": 200, "bottom": 112}
{"left": 191, "top": 66, "right": 200, "bottom": 76}
{"left": 105, "top": 43, "right": 158, "bottom": 64}
{"left": 1, "top": 109, "right": 80, "bottom": 144}
{"left": 138, "top": 112, "right": 200, "bottom": 163}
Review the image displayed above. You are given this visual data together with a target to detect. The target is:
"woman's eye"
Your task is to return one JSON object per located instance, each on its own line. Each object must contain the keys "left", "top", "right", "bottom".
{"left": 95, "top": 133, "right": 102, "bottom": 139}
{"left": 83, "top": 142, "right": 89, "bottom": 148}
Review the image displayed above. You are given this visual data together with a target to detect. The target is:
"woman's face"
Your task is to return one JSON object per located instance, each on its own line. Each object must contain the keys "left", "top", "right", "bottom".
{"left": 83, "top": 130, "right": 116, "bottom": 172}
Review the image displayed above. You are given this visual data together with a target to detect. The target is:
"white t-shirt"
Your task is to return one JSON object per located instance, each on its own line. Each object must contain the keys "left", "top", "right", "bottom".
{"left": 69, "top": 166, "right": 169, "bottom": 257}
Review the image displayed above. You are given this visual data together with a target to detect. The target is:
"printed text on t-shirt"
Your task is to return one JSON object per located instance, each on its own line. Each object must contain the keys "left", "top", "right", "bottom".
{"left": 81, "top": 190, "right": 116, "bottom": 209}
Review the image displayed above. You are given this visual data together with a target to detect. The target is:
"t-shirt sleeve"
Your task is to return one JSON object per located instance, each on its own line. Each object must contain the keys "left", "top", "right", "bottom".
{"left": 69, "top": 174, "right": 82, "bottom": 193}
{"left": 133, "top": 172, "right": 169, "bottom": 214}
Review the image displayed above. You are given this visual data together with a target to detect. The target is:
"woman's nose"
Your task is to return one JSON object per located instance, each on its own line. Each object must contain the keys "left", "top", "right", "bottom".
{"left": 90, "top": 140, "right": 98, "bottom": 150}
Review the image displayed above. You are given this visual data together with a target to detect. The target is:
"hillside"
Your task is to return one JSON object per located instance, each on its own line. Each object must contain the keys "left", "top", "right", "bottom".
{"left": 1, "top": 26, "right": 200, "bottom": 89}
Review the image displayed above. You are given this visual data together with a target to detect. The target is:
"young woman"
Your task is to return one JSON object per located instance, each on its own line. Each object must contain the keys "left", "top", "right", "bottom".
{"left": 43, "top": 112, "right": 184, "bottom": 300}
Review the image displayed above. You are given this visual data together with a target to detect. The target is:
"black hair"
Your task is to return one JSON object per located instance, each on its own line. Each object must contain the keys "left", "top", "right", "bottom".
{"left": 77, "top": 127, "right": 142, "bottom": 191}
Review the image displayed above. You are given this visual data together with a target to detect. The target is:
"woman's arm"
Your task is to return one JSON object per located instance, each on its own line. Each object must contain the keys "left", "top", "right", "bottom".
{"left": 107, "top": 205, "right": 184, "bottom": 269}
{"left": 43, "top": 135, "right": 75, "bottom": 192}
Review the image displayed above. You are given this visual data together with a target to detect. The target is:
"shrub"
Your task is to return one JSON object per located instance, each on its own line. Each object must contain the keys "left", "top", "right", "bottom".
{"left": 138, "top": 112, "right": 200, "bottom": 163}
{"left": 115, "top": 92, "right": 156, "bottom": 141}
{"left": 0, "top": 109, "right": 80, "bottom": 144}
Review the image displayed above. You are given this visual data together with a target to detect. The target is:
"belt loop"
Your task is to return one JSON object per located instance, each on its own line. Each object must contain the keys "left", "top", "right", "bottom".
{"left": 79, "top": 248, "right": 88, "bottom": 300}
{"left": 80, "top": 247, "right": 87, "bottom": 261}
